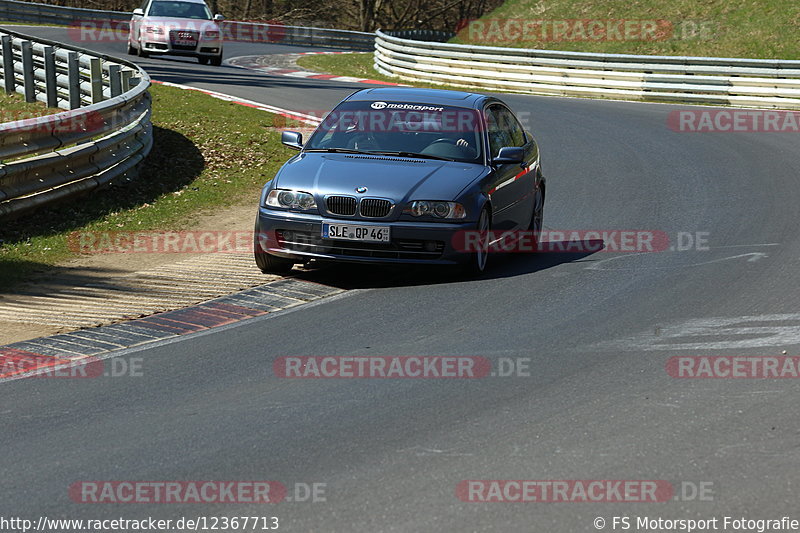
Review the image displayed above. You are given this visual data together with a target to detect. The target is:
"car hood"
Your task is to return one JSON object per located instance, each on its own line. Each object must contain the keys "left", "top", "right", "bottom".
{"left": 275, "top": 153, "right": 486, "bottom": 202}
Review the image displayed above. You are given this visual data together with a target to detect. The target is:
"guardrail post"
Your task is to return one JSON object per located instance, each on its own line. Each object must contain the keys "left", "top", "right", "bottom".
{"left": 43, "top": 45, "right": 58, "bottom": 107}
{"left": 120, "top": 69, "right": 133, "bottom": 92}
{"left": 20, "top": 40, "right": 35, "bottom": 103}
{"left": 66, "top": 51, "right": 81, "bottom": 109}
{"left": 108, "top": 63, "right": 122, "bottom": 97}
{"left": 1, "top": 34, "right": 14, "bottom": 94}
{"left": 89, "top": 57, "right": 104, "bottom": 103}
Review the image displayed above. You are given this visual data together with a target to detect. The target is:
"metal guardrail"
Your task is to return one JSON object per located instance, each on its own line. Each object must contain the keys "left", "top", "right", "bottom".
{"left": 385, "top": 30, "right": 455, "bottom": 43}
{"left": 223, "top": 20, "right": 374, "bottom": 50}
{"left": 374, "top": 30, "right": 800, "bottom": 109}
{"left": 0, "top": 0, "right": 375, "bottom": 51}
{"left": 0, "top": 26, "right": 151, "bottom": 218}
{"left": 0, "top": 0, "right": 130, "bottom": 27}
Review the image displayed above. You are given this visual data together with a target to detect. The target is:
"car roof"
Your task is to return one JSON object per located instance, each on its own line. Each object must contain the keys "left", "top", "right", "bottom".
{"left": 345, "top": 87, "right": 488, "bottom": 108}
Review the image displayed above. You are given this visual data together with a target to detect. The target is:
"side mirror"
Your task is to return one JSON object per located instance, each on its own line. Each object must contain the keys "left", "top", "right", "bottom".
{"left": 132, "top": 8, "right": 144, "bottom": 15}
{"left": 281, "top": 131, "right": 303, "bottom": 150}
{"left": 213, "top": 13, "right": 224, "bottom": 21}
{"left": 492, "top": 146, "right": 524, "bottom": 165}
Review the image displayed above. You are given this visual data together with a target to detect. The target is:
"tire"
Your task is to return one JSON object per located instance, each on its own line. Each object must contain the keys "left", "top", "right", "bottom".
{"left": 210, "top": 54, "right": 222, "bottom": 66}
{"left": 137, "top": 40, "right": 149, "bottom": 58}
{"left": 254, "top": 229, "right": 294, "bottom": 274}
{"left": 528, "top": 187, "right": 544, "bottom": 247}
{"left": 127, "top": 40, "right": 136, "bottom": 55}
{"left": 197, "top": 56, "right": 209, "bottom": 65}
{"left": 460, "top": 207, "right": 491, "bottom": 276}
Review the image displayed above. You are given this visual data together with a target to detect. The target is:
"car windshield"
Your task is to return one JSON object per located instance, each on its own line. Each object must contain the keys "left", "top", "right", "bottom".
{"left": 305, "top": 101, "right": 484, "bottom": 163}
{"left": 148, "top": 1, "right": 211, "bottom": 19}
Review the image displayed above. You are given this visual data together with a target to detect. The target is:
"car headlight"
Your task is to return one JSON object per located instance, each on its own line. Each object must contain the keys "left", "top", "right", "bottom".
{"left": 266, "top": 189, "right": 317, "bottom": 210}
{"left": 145, "top": 25, "right": 164, "bottom": 34}
{"left": 404, "top": 201, "right": 466, "bottom": 219}
{"left": 204, "top": 30, "right": 220, "bottom": 39}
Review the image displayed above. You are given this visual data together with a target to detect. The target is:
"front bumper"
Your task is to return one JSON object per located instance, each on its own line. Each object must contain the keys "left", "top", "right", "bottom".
{"left": 141, "top": 36, "right": 222, "bottom": 56}
{"left": 256, "top": 207, "right": 475, "bottom": 265}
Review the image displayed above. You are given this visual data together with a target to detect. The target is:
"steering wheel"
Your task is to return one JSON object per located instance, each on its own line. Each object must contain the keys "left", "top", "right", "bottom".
{"left": 424, "top": 137, "right": 477, "bottom": 159}
{"left": 429, "top": 138, "right": 460, "bottom": 146}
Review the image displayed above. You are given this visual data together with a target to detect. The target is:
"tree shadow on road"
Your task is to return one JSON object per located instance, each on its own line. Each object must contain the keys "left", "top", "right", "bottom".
{"left": 0, "top": 126, "right": 203, "bottom": 244}
{"left": 0, "top": 126, "right": 204, "bottom": 289}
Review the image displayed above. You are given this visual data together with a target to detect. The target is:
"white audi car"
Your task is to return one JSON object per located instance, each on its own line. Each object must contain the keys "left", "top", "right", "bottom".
{"left": 128, "top": 0, "right": 224, "bottom": 65}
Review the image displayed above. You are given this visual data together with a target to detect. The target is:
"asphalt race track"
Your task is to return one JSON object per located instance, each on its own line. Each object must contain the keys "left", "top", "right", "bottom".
{"left": 2, "top": 25, "right": 800, "bottom": 532}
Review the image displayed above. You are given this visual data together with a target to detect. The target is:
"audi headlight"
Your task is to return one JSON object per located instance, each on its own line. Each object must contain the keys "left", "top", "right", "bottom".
{"left": 404, "top": 201, "right": 466, "bottom": 219}
{"left": 204, "top": 30, "right": 220, "bottom": 39}
{"left": 266, "top": 189, "right": 317, "bottom": 210}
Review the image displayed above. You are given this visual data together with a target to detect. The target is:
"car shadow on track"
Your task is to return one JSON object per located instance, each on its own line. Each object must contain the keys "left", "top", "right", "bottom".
{"left": 288, "top": 240, "right": 602, "bottom": 289}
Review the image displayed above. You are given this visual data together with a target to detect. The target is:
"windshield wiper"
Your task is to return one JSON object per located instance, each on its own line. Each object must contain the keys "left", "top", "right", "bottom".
{"left": 304, "top": 148, "right": 456, "bottom": 161}
{"left": 304, "top": 148, "right": 376, "bottom": 155}
{"left": 371, "top": 151, "right": 455, "bottom": 162}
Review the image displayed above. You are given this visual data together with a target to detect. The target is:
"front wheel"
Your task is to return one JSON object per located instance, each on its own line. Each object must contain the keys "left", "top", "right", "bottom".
{"left": 254, "top": 229, "right": 294, "bottom": 274}
{"left": 127, "top": 40, "right": 136, "bottom": 55}
{"left": 197, "top": 56, "right": 209, "bottom": 65}
{"left": 528, "top": 187, "right": 544, "bottom": 241}
{"left": 137, "top": 40, "right": 149, "bottom": 58}
{"left": 460, "top": 207, "right": 491, "bottom": 276}
{"left": 210, "top": 54, "right": 222, "bottom": 66}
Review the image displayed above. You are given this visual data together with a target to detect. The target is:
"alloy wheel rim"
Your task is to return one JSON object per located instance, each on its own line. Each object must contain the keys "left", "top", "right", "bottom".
{"left": 476, "top": 211, "right": 489, "bottom": 271}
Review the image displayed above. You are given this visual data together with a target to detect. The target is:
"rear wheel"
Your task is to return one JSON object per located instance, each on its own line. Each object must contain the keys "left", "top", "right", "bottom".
{"left": 254, "top": 229, "right": 294, "bottom": 274}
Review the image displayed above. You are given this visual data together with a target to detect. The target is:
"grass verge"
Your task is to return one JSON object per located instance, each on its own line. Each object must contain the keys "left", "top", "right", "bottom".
{"left": 452, "top": 0, "right": 800, "bottom": 59}
{"left": 0, "top": 83, "right": 293, "bottom": 289}
{"left": 0, "top": 90, "right": 60, "bottom": 123}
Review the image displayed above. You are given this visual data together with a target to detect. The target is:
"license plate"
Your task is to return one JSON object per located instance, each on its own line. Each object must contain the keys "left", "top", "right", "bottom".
{"left": 322, "top": 223, "right": 390, "bottom": 242}
{"left": 173, "top": 38, "right": 196, "bottom": 46}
